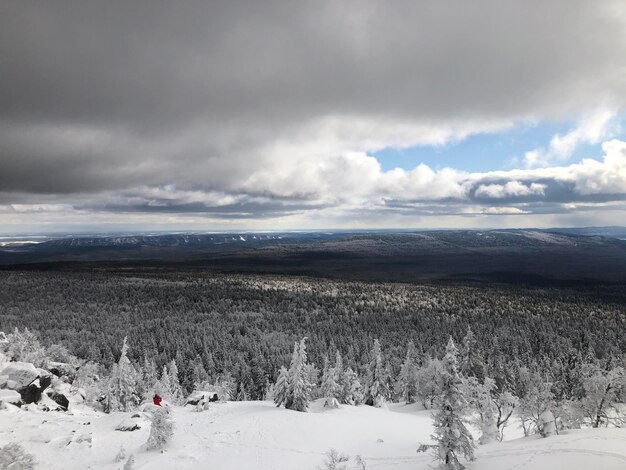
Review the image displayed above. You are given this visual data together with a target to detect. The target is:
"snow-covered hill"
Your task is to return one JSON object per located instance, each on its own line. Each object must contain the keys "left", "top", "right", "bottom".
{"left": 2, "top": 400, "right": 625, "bottom": 470}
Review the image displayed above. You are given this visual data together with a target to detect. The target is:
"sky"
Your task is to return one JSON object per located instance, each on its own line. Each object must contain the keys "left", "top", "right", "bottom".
{"left": 1, "top": 0, "right": 626, "bottom": 233}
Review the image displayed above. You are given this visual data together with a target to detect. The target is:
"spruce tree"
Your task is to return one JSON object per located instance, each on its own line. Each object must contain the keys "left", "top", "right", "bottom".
{"left": 398, "top": 341, "right": 419, "bottom": 404}
{"left": 106, "top": 337, "right": 141, "bottom": 412}
{"left": 167, "top": 359, "right": 185, "bottom": 404}
{"left": 146, "top": 407, "right": 174, "bottom": 450}
{"left": 273, "top": 366, "right": 289, "bottom": 407}
{"left": 287, "top": 338, "right": 311, "bottom": 412}
{"left": 432, "top": 337, "right": 475, "bottom": 469}
{"left": 461, "top": 327, "right": 486, "bottom": 383}
{"left": 365, "top": 339, "right": 386, "bottom": 407}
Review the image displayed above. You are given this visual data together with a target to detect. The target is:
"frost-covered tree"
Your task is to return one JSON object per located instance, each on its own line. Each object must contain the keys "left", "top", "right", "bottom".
{"left": 464, "top": 377, "right": 498, "bottom": 444}
{"left": 493, "top": 390, "right": 518, "bottom": 440}
{"left": 397, "top": 341, "right": 419, "bottom": 404}
{"left": 576, "top": 362, "right": 625, "bottom": 428}
{"left": 321, "top": 365, "right": 340, "bottom": 407}
{"left": 4, "top": 328, "right": 47, "bottom": 367}
{"left": 460, "top": 327, "right": 486, "bottom": 383}
{"left": 416, "top": 357, "right": 443, "bottom": 409}
{"left": 167, "top": 359, "right": 185, "bottom": 404}
{"left": 189, "top": 355, "right": 209, "bottom": 390}
{"left": 0, "top": 442, "right": 36, "bottom": 470}
{"left": 72, "top": 360, "right": 102, "bottom": 405}
{"left": 273, "top": 366, "right": 289, "bottom": 407}
{"left": 106, "top": 337, "right": 141, "bottom": 412}
{"left": 142, "top": 356, "right": 159, "bottom": 396}
{"left": 286, "top": 338, "right": 312, "bottom": 412}
{"left": 157, "top": 364, "right": 172, "bottom": 398}
{"left": 518, "top": 378, "right": 555, "bottom": 437}
{"left": 365, "top": 339, "right": 387, "bottom": 407}
{"left": 342, "top": 367, "right": 363, "bottom": 405}
{"left": 123, "top": 454, "right": 135, "bottom": 470}
{"left": 146, "top": 407, "right": 174, "bottom": 450}
{"left": 431, "top": 337, "right": 475, "bottom": 470}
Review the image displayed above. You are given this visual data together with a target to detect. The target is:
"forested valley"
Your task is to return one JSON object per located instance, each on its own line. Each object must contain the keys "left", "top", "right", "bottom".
{"left": 1, "top": 270, "right": 624, "bottom": 412}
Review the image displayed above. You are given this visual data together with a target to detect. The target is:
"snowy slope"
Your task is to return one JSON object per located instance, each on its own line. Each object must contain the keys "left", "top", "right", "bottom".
{"left": 1, "top": 400, "right": 625, "bottom": 470}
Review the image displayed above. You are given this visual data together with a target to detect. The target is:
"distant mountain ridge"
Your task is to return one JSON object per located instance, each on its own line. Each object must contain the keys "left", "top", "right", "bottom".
{"left": 1, "top": 228, "right": 625, "bottom": 285}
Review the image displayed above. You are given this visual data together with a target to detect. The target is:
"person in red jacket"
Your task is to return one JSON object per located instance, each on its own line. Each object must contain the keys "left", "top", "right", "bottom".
{"left": 153, "top": 393, "right": 162, "bottom": 406}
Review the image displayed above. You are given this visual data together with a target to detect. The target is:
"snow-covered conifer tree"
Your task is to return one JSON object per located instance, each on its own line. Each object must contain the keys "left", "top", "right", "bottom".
{"left": 157, "top": 364, "right": 172, "bottom": 399}
{"left": 460, "top": 327, "right": 486, "bottom": 383}
{"left": 365, "top": 339, "right": 386, "bottom": 407}
{"left": 142, "top": 356, "right": 159, "bottom": 397}
{"left": 167, "top": 359, "right": 185, "bottom": 404}
{"left": 146, "top": 407, "right": 174, "bottom": 450}
{"left": 342, "top": 367, "right": 363, "bottom": 406}
{"left": 273, "top": 366, "right": 289, "bottom": 407}
{"left": 431, "top": 337, "right": 475, "bottom": 469}
{"left": 464, "top": 377, "right": 498, "bottom": 444}
{"left": 106, "top": 337, "right": 141, "bottom": 412}
{"left": 321, "top": 365, "right": 340, "bottom": 407}
{"left": 397, "top": 341, "right": 419, "bottom": 404}
{"left": 286, "top": 338, "right": 311, "bottom": 412}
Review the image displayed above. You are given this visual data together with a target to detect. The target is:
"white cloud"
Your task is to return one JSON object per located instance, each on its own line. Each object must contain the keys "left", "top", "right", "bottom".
{"left": 524, "top": 108, "right": 618, "bottom": 167}
{"left": 474, "top": 181, "right": 546, "bottom": 199}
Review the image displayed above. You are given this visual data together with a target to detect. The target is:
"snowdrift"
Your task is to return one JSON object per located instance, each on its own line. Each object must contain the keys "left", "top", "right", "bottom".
{"left": 1, "top": 399, "right": 625, "bottom": 470}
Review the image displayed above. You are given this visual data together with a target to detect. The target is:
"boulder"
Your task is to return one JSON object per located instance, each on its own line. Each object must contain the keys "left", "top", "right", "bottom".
{"left": 0, "top": 362, "right": 52, "bottom": 404}
{"left": 48, "top": 362, "right": 77, "bottom": 382}
{"left": 47, "top": 390, "right": 70, "bottom": 411}
{"left": 19, "top": 375, "right": 52, "bottom": 404}
{"left": 186, "top": 390, "right": 219, "bottom": 406}
{"left": 0, "top": 362, "right": 40, "bottom": 390}
{"left": 0, "top": 389, "right": 22, "bottom": 406}
{"left": 115, "top": 416, "right": 143, "bottom": 432}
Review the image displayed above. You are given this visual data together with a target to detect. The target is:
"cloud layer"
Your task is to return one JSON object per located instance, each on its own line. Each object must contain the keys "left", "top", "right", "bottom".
{"left": 1, "top": 0, "right": 625, "bottom": 230}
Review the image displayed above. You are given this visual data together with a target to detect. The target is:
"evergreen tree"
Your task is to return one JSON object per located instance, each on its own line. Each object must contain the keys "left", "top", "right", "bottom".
{"left": 365, "top": 339, "right": 386, "bottom": 407}
{"left": 286, "top": 338, "right": 312, "bottom": 412}
{"left": 167, "top": 360, "right": 185, "bottom": 404}
{"left": 321, "top": 364, "right": 340, "bottom": 407}
{"left": 397, "top": 341, "right": 419, "bottom": 404}
{"left": 142, "top": 356, "right": 159, "bottom": 398}
{"left": 431, "top": 337, "right": 475, "bottom": 469}
{"left": 342, "top": 367, "right": 363, "bottom": 405}
{"left": 106, "top": 337, "right": 141, "bottom": 412}
{"left": 461, "top": 327, "right": 486, "bottom": 383}
{"left": 464, "top": 377, "right": 499, "bottom": 444}
{"left": 146, "top": 407, "right": 174, "bottom": 450}
{"left": 273, "top": 366, "right": 289, "bottom": 407}
{"left": 189, "top": 355, "right": 209, "bottom": 391}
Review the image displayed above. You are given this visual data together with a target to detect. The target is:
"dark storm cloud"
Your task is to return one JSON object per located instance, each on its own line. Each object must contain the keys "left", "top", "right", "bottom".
{"left": 0, "top": 0, "right": 625, "bottom": 225}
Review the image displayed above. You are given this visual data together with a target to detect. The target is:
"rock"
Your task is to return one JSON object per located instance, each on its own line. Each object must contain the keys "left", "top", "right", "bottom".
{"left": 0, "top": 389, "right": 22, "bottom": 406}
{"left": 185, "top": 390, "right": 220, "bottom": 406}
{"left": 46, "top": 390, "right": 69, "bottom": 411}
{"left": 48, "top": 362, "right": 77, "bottom": 382}
{"left": 19, "top": 374, "right": 52, "bottom": 404}
{"left": 115, "top": 417, "right": 142, "bottom": 432}
{"left": 0, "top": 362, "right": 52, "bottom": 404}
{"left": 323, "top": 397, "right": 340, "bottom": 408}
{"left": 0, "top": 362, "right": 40, "bottom": 389}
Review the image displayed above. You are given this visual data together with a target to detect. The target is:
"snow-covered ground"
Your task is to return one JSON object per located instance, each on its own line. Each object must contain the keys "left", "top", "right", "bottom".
{"left": 1, "top": 400, "right": 625, "bottom": 470}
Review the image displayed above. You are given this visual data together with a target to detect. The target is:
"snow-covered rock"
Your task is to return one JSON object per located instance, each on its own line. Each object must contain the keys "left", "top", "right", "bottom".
{"left": 0, "top": 362, "right": 40, "bottom": 390}
{"left": 0, "top": 389, "right": 21, "bottom": 406}
{"left": 115, "top": 416, "right": 143, "bottom": 432}
{"left": 47, "top": 362, "right": 77, "bottom": 382}
{"left": 0, "top": 362, "right": 53, "bottom": 404}
{"left": 185, "top": 390, "right": 220, "bottom": 406}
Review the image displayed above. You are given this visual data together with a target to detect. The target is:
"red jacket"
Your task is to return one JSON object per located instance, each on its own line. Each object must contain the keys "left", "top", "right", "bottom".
{"left": 153, "top": 394, "right": 162, "bottom": 406}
